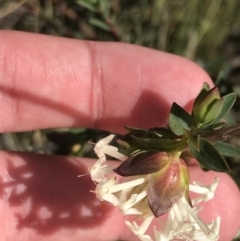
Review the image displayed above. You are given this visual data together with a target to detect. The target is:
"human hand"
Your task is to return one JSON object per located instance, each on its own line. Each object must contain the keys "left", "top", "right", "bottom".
{"left": 0, "top": 31, "right": 239, "bottom": 241}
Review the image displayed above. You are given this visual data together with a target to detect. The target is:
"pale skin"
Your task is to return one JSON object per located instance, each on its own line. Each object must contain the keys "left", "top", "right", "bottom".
{"left": 0, "top": 31, "right": 239, "bottom": 241}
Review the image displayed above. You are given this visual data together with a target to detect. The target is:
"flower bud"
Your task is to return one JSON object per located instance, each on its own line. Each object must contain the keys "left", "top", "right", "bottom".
{"left": 193, "top": 87, "right": 223, "bottom": 124}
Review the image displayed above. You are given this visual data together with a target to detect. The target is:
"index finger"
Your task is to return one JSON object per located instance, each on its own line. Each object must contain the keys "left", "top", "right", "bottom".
{"left": 0, "top": 31, "right": 212, "bottom": 133}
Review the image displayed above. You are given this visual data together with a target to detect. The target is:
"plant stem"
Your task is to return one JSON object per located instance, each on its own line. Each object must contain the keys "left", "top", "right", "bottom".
{"left": 201, "top": 124, "right": 240, "bottom": 143}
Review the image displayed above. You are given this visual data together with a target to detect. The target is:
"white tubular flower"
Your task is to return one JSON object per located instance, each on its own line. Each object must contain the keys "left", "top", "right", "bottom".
{"left": 95, "top": 175, "right": 147, "bottom": 214}
{"left": 152, "top": 196, "right": 220, "bottom": 241}
{"left": 94, "top": 134, "right": 127, "bottom": 161}
{"left": 119, "top": 189, "right": 148, "bottom": 215}
{"left": 93, "top": 134, "right": 115, "bottom": 158}
{"left": 125, "top": 216, "right": 154, "bottom": 241}
{"left": 91, "top": 134, "right": 127, "bottom": 183}
{"left": 90, "top": 135, "right": 221, "bottom": 241}
{"left": 90, "top": 156, "right": 113, "bottom": 183}
{"left": 189, "top": 177, "right": 219, "bottom": 205}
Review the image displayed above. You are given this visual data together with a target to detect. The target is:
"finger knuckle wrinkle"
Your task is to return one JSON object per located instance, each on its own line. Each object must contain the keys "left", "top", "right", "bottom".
{"left": 87, "top": 41, "right": 104, "bottom": 128}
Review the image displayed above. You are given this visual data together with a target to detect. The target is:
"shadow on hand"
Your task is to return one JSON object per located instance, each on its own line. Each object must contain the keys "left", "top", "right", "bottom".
{"left": 94, "top": 89, "right": 172, "bottom": 133}
{"left": 0, "top": 84, "right": 184, "bottom": 133}
{"left": 0, "top": 153, "right": 113, "bottom": 235}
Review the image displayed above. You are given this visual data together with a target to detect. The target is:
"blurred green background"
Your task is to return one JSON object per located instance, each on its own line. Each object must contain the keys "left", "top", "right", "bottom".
{"left": 0, "top": 1, "right": 239, "bottom": 239}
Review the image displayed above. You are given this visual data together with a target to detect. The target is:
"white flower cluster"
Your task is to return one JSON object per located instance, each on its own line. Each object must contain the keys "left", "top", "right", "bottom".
{"left": 90, "top": 135, "right": 221, "bottom": 241}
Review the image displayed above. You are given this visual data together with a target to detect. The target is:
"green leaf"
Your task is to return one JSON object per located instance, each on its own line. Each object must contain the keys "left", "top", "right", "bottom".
{"left": 198, "top": 93, "right": 236, "bottom": 129}
{"left": 132, "top": 135, "right": 179, "bottom": 152}
{"left": 183, "top": 129, "right": 200, "bottom": 151}
{"left": 125, "top": 126, "right": 148, "bottom": 132}
{"left": 199, "top": 121, "right": 226, "bottom": 130}
{"left": 198, "top": 82, "right": 211, "bottom": 93}
{"left": 192, "top": 83, "right": 211, "bottom": 112}
{"left": 189, "top": 138, "right": 230, "bottom": 172}
{"left": 89, "top": 18, "right": 111, "bottom": 31}
{"left": 129, "top": 129, "right": 150, "bottom": 138}
{"left": 76, "top": 0, "right": 99, "bottom": 12}
{"left": 151, "top": 127, "right": 176, "bottom": 139}
{"left": 120, "top": 129, "right": 150, "bottom": 141}
{"left": 203, "top": 98, "right": 224, "bottom": 123}
{"left": 116, "top": 132, "right": 143, "bottom": 150}
{"left": 215, "top": 141, "right": 240, "bottom": 157}
{"left": 211, "top": 93, "right": 236, "bottom": 124}
{"left": 116, "top": 138, "right": 132, "bottom": 149}
{"left": 169, "top": 102, "right": 192, "bottom": 135}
